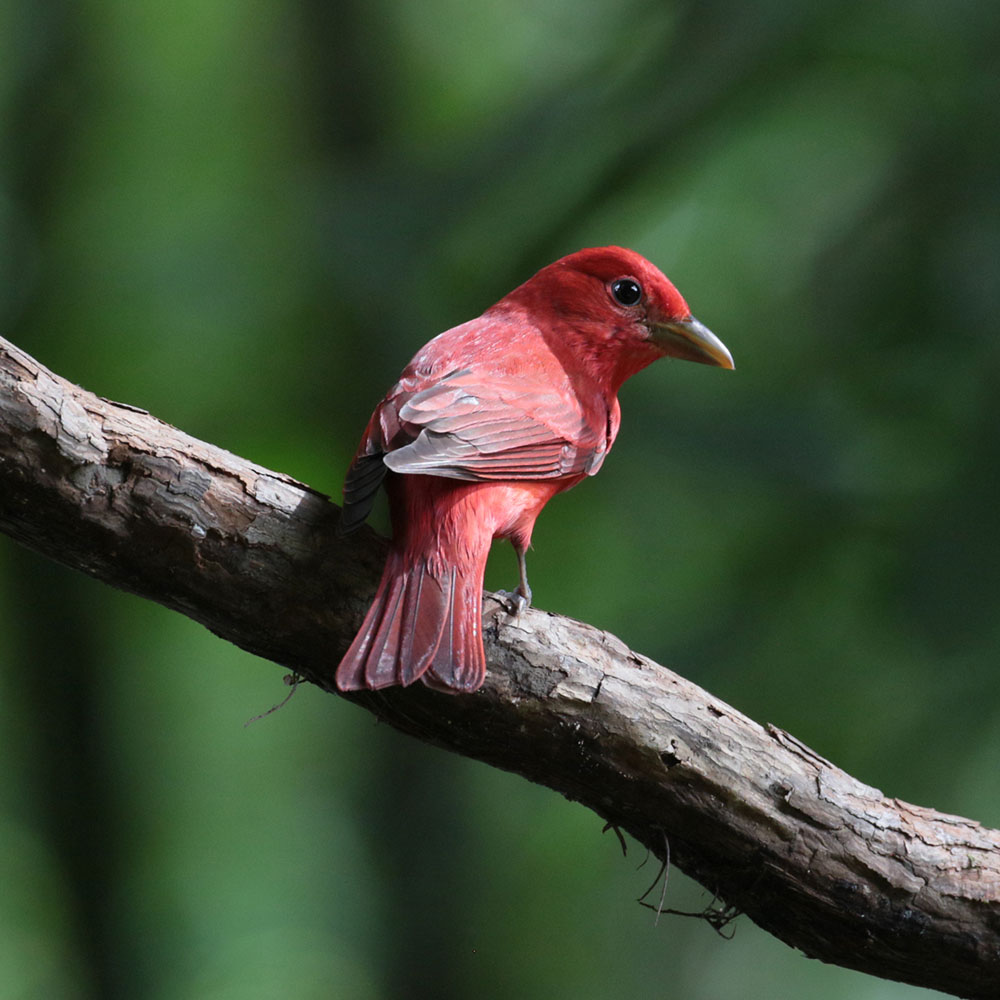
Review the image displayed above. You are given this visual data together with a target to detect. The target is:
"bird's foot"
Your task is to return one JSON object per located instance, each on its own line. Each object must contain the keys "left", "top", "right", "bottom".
{"left": 496, "top": 585, "right": 531, "bottom": 617}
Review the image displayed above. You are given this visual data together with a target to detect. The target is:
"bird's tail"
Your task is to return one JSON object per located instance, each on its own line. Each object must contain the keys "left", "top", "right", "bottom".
{"left": 335, "top": 547, "right": 487, "bottom": 693}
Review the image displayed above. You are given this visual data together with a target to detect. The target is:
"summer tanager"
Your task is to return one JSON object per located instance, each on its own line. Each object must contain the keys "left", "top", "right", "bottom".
{"left": 336, "top": 246, "right": 733, "bottom": 693}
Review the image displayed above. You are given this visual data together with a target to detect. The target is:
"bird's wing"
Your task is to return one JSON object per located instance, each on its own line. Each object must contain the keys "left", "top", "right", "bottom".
{"left": 339, "top": 368, "right": 609, "bottom": 532}
{"left": 382, "top": 369, "right": 609, "bottom": 480}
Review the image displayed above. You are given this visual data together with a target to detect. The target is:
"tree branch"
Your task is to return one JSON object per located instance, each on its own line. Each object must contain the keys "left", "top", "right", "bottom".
{"left": 1, "top": 334, "right": 997, "bottom": 998}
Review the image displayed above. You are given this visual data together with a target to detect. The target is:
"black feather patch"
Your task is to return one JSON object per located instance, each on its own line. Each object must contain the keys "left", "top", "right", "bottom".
{"left": 338, "top": 452, "right": 387, "bottom": 534}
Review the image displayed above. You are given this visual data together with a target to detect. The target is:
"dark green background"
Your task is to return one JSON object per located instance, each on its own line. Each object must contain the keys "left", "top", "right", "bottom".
{"left": 2, "top": 1, "right": 997, "bottom": 997}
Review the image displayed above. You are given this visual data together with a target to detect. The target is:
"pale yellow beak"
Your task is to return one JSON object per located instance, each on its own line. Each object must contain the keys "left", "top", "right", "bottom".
{"left": 652, "top": 316, "right": 734, "bottom": 369}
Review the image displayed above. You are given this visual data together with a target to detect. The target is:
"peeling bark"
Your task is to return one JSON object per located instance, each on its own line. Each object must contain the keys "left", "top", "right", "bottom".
{"left": 1, "top": 334, "right": 997, "bottom": 998}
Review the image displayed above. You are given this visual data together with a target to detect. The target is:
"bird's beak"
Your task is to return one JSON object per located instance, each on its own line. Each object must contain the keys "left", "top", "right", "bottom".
{"left": 651, "top": 316, "right": 734, "bottom": 369}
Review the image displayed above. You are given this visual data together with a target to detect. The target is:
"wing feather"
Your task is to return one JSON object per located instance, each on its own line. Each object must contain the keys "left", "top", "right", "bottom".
{"left": 383, "top": 372, "right": 608, "bottom": 481}
{"left": 339, "top": 369, "right": 610, "bottom": 530}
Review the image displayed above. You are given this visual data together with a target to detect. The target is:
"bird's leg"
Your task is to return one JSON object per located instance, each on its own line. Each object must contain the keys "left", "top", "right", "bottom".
{"left": 514, "top": 542, "right": 533, "bottom": 610}
{"left": 497, "top": 541, "right": 532, "bottom": 616}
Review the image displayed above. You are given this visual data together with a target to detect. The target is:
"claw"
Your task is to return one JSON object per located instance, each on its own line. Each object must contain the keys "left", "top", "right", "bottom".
{"left": 497, "top": 587, "right": 531, "bottom": 617}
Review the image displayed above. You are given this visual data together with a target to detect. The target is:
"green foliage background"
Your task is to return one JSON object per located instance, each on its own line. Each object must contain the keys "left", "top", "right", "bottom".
{"left": 1, "top": 1, "right": 998, "bottom": 997}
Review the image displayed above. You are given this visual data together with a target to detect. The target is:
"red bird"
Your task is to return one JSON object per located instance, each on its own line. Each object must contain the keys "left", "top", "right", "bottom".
{"left": 336, "top": 246, "right": 733, "bottom": 693}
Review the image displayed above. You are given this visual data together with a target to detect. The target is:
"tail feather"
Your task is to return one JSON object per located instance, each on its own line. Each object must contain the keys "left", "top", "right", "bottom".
{"left": 336, "top": 551, "right": 486, "bottom": 693}
{"left": 424, "top": 573, "right": 486, "bottom": 692}
{"left": 358, "top": 569, "right": 408, "bottom": 688}
{"left": 395, "top": 562, "right": 449, "bottom": 686}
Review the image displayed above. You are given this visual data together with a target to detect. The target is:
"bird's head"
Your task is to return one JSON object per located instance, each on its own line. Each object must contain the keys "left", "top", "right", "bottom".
{"left": 505, "top": 246, "right": 733, "bottom": 391}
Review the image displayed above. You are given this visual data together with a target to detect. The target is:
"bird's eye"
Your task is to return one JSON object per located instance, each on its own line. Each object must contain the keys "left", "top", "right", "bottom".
{"left": 611, "top": 278, "right": 642, "bottom": 307}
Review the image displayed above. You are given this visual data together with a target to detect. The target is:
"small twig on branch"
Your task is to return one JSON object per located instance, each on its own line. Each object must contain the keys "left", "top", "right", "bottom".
{"left": 0, "top": 334, "right": 997, "bottom": 999}
{"left": 636, "top": 830, "right": 672, "bottom": 926}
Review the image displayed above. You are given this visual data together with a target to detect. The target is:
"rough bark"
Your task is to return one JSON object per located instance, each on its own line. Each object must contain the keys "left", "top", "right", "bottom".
{"left": 0, "top": 334, "right": 997, "bottom": 998}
